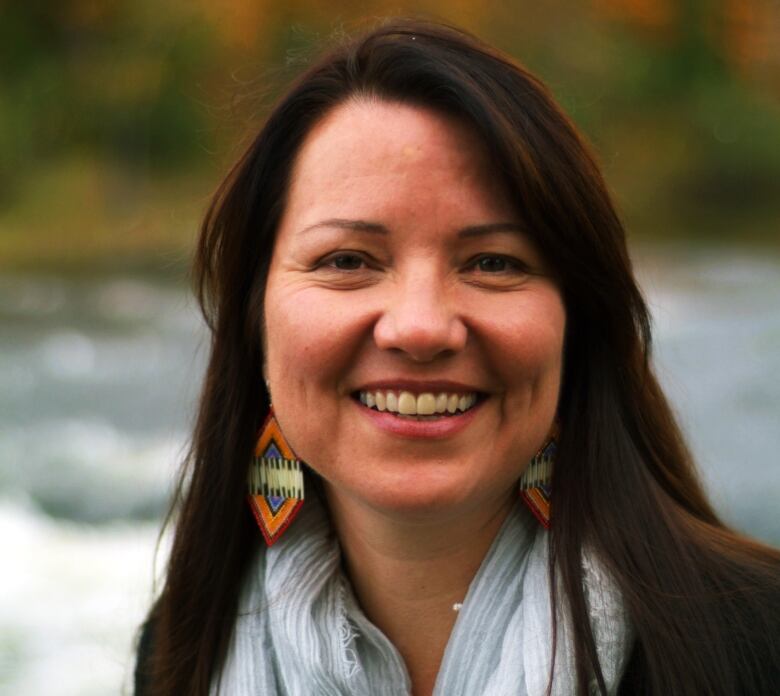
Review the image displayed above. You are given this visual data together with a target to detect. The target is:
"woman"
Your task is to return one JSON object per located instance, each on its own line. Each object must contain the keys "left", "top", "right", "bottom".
{"left": 135, "top": 19, "right": 780, "bottom": 696}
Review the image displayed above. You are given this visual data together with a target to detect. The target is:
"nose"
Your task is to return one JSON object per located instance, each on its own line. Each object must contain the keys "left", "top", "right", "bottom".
{"left": 373, "top": 269, "right": 468, "bottom": 362}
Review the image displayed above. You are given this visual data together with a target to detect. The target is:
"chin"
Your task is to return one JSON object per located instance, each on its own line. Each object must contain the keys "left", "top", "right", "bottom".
{"left": 337, "top": 469, "right": 497, "bottom": 520}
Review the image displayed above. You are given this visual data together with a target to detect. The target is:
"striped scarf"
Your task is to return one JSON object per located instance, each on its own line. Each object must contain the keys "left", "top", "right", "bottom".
{"left": 213, "top": 494, "right": 632, "bottom": 695}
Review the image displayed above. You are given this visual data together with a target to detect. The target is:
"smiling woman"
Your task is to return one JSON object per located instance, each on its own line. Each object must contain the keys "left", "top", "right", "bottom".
{"left": 264, "top": 101, "right": 565, "bottom": 522}
{"left": 135, "top": 19, "right": 780, "bottom": 696}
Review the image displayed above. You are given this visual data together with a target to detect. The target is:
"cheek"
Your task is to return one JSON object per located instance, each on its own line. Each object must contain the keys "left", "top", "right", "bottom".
{"left": 262, "top": 285, "right": 369, "bottom": 444}
{"left": 264, "top": 289, "right": 329, "bottom": 458}
{"left": 484, "top": 295, "right": 566, "bottom": 385}
{"left": 265, "top": 287, "right": 333, "bottom": 379}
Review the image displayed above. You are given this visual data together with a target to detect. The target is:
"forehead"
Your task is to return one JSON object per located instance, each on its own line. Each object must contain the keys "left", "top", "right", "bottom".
{"left": 299, "top": 97, "right": 488, "bottom": 169}
{"left": 281, "top": 98, "right": 514, "bottom": 224}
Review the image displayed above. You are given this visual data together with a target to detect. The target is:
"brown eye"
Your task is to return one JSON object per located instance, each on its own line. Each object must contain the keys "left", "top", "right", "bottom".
{"left": 476, "top": 256, "right": 511, "bottom": 272}
{"left": 331, "top": 254, "right": 365, "bottom": 270}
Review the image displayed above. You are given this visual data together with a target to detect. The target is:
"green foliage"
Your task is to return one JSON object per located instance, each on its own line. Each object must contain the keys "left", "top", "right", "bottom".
{"left": 1, "top": 1, "right": 778, "bottom": 269}
{"left": 0, "top": 3, "right": 216, "bottom": 185}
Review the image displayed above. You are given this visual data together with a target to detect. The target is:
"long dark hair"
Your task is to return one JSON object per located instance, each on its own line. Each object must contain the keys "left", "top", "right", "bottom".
{"left": 140, "top": 19, "right": 780, "bottom": 695}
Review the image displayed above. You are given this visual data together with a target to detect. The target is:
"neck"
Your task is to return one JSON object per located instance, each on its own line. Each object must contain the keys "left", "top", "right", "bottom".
{"left": 325, "top": 488, "right": 515, "bottom": 696}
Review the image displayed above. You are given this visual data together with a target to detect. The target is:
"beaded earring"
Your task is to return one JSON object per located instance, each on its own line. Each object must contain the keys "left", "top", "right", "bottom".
{"left": 518, "top": 431, "right": 556, "bottom": 529}
{"left": 247, "top": 409, "right": 305, "bottom": 546}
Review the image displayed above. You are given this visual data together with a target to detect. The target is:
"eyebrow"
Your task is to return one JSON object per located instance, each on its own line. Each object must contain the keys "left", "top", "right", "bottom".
{"left": 299, "top": 219, "right": 526, "bottom": 238}
{"left": 299, "top": 218, "right": 388, "bottom": 235}
{"left": 457, "top": 222, "right": 526, "bottom": 238}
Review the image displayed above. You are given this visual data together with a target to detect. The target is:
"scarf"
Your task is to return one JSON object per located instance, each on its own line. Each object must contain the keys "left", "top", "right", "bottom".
{"left": 214, "top": 494, "right": 632, "bottom": 695}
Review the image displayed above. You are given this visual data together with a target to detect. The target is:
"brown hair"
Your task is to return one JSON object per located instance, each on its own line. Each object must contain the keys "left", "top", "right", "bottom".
{"left": 139, "top": 19, "right": 780, "bottom": 695}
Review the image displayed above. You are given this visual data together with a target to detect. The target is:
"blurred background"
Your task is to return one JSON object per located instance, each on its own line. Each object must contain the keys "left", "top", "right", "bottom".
{"left": 0, "top": 1, "right": 778, "bottom": 694}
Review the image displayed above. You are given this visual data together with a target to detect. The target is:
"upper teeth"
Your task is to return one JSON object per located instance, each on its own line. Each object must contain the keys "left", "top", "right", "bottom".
{"left": 358, "top": 390, "right": 478, "bottom": 415}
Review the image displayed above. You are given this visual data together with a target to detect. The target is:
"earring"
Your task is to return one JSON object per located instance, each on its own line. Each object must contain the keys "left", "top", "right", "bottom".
{"left": 518, "top": 430, "right": 556, "bottom": 529}
{"left": 247, "top": 409, "right": 305, "bottom": 546}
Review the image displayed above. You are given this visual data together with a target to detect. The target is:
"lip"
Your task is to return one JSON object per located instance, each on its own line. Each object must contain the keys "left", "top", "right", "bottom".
{"left": 354, "top": 379, "right": 484, "bottom": 394}
{"left": 352, "top": 393, "right": 484, "bottom": 439}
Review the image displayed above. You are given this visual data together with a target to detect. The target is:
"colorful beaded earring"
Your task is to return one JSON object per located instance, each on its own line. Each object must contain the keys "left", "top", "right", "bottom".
{"left": 518, "top": 430, "right": 556, "bottom": 529}
{"left": 247, "top": 409, "right": 305, "bottom": 546}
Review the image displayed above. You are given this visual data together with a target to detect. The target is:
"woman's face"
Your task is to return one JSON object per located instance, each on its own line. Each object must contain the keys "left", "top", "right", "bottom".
{"left": 263, "top": 99, "right": 565, "bottom": 521}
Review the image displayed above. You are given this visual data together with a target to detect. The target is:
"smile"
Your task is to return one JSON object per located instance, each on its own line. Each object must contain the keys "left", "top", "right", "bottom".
{"left": 356, "top": 390, "right": 480, "bottom": 417}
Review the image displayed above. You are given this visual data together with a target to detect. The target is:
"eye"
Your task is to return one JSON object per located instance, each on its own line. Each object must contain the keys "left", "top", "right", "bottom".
{"left": 469, "top": 254, "right": 524, "bottom": 274}
{"left": 325, "top": 253, "right": 367, "bottom": 270}
{"left": 476, "top": 255, "right": 510, "bottom": 273}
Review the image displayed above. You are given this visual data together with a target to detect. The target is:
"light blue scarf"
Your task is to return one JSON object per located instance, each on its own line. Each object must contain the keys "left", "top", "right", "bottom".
{"left": 214, "top": 494, "right": 632, "bottom": 695}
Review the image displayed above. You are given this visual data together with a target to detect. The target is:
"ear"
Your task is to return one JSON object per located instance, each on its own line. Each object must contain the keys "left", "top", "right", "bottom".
{"left": 262, "top": 362, "right": 271, "bottom": 402}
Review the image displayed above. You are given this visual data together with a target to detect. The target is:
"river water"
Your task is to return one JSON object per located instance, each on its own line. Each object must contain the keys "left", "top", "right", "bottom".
{"left": 1, "top": 245, "right": 779, "bottom": 694}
